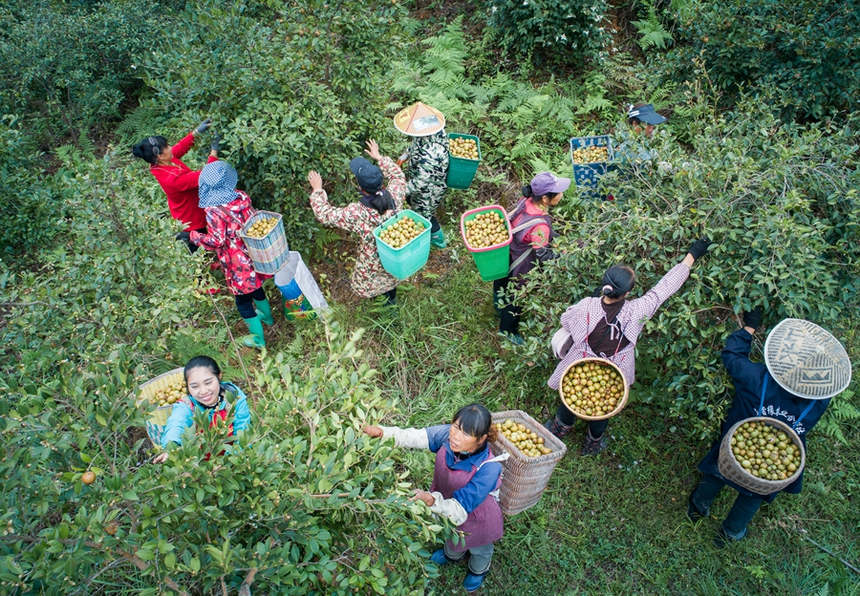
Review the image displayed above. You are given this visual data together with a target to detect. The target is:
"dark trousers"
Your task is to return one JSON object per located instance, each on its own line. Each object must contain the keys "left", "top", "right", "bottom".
{"left": 383, "top": 288, "right": 397, "bottom": 305}
{"left": 493, "top": 277, "right": 521, "bottom": 335}
{"left": 235, "top": 287, "right": 267, "bottom": 319}
{"left": 690, "top": 474, "right": 764, "bottom": 540}
{"left": 429, "top": 215, "right": 441, "bottom": 233}
{"left": 556, "top": 403, "right": 608, "bottom": 438}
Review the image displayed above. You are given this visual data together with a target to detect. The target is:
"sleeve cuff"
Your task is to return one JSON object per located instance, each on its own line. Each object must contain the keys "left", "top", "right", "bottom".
{"left": 428, "top": 492, "right": 468, "bottom": 526}
{"left": 379, "top": 426, "right": 429, "bottom": 449}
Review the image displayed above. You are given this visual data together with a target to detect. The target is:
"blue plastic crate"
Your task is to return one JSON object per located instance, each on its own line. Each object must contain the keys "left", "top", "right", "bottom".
{"left": 570, "top": 135, "right": 615, "bottom": 191}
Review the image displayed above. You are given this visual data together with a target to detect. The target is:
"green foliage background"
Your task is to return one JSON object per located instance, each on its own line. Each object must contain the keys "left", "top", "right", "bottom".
{"left": 0, "top": 0, "right": 857, "bottom": 593}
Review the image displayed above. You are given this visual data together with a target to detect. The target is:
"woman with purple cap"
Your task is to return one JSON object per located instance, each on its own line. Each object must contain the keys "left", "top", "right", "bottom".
{"left": 544, "top": 240, "right": 711, "bottom": 454}
{"left": 493, "top": 171, "right": 570, "bottom": 345}
{"left": 179, "top": 160, "right": 275, "bottom": 349}
{"left": 307, "top": 140, "right": 406, "bottom": 304}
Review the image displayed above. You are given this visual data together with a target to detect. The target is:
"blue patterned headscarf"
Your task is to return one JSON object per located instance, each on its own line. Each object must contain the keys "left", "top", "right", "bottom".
{"left": 198, "top": 160, "right": 240, "bottom": 207}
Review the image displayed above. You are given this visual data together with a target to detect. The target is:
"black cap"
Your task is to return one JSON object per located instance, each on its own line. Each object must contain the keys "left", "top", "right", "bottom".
{"left": 349, "top": 157, "right": 383, "bottom": 192}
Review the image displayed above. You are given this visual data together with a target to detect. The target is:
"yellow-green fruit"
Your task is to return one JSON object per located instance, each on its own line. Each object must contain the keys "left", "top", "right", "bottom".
{"left": 572, "top": 146, "right": 608, "bottom": 164}
{"left": 730, "top": 420, "right": 801, "bottom": 481}
{"left": 464, "top": 212, "right": 507, "bottom": 248}
{"left": 561, "top": 361, "right": 624, "bottom": 417}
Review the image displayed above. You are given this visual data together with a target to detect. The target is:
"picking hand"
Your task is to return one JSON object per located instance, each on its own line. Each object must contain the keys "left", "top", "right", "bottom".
{"left": 307, "top": 171, "right": 323, "bottom": 192}
{"left": 153, "top": 452, "right": 169, "bottom": 464}
{"left": 361, "top": 425, "right": 383, "bottom": 438}
{"left": 210, "top": 131, "right": 221, "bottom": 152}
{"left": 688, "top": 238, "right": 711, "bottom": 260}
{"left": 194, "top": 118, "right": 212, "bottom": 135}
{"left": 742, "top": 307, "right": 763, "bottom": 330}
{"left": 365, "top": 139, "right": 382, "bottom": 162}
{"left": 410, "top": 489, "right": 435, "bottom": 507}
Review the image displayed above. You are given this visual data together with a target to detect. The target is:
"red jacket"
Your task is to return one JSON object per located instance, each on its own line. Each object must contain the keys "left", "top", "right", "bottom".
{"left": 149, "top": 133, "right": 217, "bottom": 231}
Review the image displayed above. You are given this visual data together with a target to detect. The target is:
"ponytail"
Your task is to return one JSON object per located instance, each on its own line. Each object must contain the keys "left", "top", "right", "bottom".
{"left": 132, "top": 135, "right": 167, "bottom": 165}
{"left": 361, "top": 187, "right": 395, "bottom": 215}
{"left": 522, "top": 183, "right": 554, "bottom": 204}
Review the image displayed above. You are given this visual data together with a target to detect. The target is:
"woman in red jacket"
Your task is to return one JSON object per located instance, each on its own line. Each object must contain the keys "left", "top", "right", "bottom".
{"left": 132, "top": 119, "right": 219, "bottom": 253}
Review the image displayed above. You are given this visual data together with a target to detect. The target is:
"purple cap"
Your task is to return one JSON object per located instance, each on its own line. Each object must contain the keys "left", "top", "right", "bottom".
{"left": 530, "top": 171, "right": 571, "bottom": 197}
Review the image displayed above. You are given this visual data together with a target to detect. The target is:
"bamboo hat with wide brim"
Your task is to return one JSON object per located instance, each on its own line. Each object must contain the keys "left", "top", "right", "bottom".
{"left": 763, "top": 318, "right": 852, "bottom": 400}
{"left": 393, "top": 102, "right": 446, "bottom": 136}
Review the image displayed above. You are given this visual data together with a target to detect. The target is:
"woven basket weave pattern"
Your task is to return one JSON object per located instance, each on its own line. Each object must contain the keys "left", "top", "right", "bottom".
{"left": 717, "top": 416, "right": 806, "bottom": 496}
{"left": 490, "top": 410, "right": 567, "bottom": 515}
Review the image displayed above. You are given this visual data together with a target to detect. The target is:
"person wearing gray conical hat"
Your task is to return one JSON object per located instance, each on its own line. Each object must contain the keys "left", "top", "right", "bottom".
{"left": 688, "top": 312, "right": 851, "bottom": 547}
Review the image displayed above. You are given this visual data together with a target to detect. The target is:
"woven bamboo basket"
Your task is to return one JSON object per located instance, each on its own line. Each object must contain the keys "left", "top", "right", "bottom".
{"left": 136, "top": 368, "right": 185, "bottom": 447}
{"left": 558, "top": 357, "right": 629, "bottom": 421}
{"left": 489, "top": 410, "right": 567, "bottom": 515}
{"left": 239, "top": 210, "right": 289, "bottom": 274}
{"left": 717, "top": 416, "right": 806, "bottom": 496}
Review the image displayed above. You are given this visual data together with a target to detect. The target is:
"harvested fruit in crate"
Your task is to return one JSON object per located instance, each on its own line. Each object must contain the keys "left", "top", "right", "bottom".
{"left": 379, "top": 217, "right": 426, "bottom": 249}
{"left": 449, "top": 137, "right": 479, "bottom": 160}
{"left": 561, "top": 361, "right": 624, "bottom": 417}
{"left": 465, "top": 212, "right": 507, "bottom": 248}
{"left": 497, "top": 419, "right": 551, "bottom": 457}
{"left": 146, "top": 379, "right": 185, "bottom": 407}
{"left": 572, "top": 146, "right": 608, "bottom": 164}
{"left": 246, "top": 217, "right": 278, "bottom": 239}
{"left": 730, "top": 420, "right": 802, "bottom": 481}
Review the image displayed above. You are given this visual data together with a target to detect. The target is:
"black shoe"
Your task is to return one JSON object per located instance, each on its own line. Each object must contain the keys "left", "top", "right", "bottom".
{"left": 581, "top": 431, "right": 608, "bottom": 455}
{"left": 687, "top": 491, "right": 707, "bottom": 522}
{"left": 544, "top": 415, "right": 574, "bottom": 439}
{"left": 713, "top": 526, "right": 740, "bottom": 548}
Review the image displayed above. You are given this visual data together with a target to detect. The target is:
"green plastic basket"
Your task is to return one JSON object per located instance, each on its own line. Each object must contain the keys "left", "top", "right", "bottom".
{"left": 372, "top": 210, "right": 431, "bottom": 280}
{"left": 446, "top": 133, "right": 481, "bottom": 189}
{"left": 460, "top": 204, "right": 511, "bottom": 281}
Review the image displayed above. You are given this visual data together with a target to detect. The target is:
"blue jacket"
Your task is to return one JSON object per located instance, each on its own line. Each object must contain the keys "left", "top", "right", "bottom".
{"left": 698, "top": 329, "right": 830, "bottom": 498}
{"left": 160, "top": 382, "right": 251, "bottom": 449}
{"left": 425, "top": 424, "right": 502, "bottom": 513}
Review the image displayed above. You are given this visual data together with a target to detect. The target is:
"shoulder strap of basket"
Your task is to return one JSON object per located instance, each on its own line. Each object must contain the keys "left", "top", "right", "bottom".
{"left": 758, "top": 373, "right": 815, "bottom": 430}
{"left": 507, "top": 212, "right": 551, "bottom": 274}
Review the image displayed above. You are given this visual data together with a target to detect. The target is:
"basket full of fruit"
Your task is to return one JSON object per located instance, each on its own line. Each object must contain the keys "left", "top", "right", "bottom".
{"left": 446, "top": 133, "right": 482, "bottom": 189}
{"left": 372, "top": 209, "right": 431, "bottom": 280}
{"left": 136, "top": 368, "right": 186, "bottom": 447}
{"left": 490, "top": 410, "right": 567, "bottom": 515}
{"left": 559, "top": 358, "right": 629, "bottom": 421}
{"left": 459, "top": 205, "right": 512, "bottom": 281}
{"left": 239, "top": 210, "right": 289, "bottom": 275}
{"left": 569, "top": 135, "right": 615, "bottom": 194}
{"left": 717, "top": 417, "right": 806, "bottom": 495}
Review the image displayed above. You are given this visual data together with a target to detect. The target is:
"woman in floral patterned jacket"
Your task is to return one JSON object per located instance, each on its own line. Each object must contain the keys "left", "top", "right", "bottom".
{"left": 307, "top": 140, "right": 406, "bottom": 304}
{"left": 181, "top": 161, "right": 275, "bottom": 349}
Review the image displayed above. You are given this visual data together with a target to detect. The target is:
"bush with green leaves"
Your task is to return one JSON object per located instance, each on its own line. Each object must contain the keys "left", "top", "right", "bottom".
{"left": 660, "top": 0, "right": 860, "bottom": 121}
{"left": 484, "top": 0, "right": 611, "bottom": 66}
{"left": 0, "top": 0, "right": 174, "bottom": 147}
{"left": 507, "top": 91, "right": 858, "bottom": 438}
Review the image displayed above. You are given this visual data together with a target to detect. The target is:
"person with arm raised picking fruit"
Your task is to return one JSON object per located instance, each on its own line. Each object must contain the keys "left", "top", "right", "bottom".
{"left": 132, "top": 119, "right": 219, "bottom": 253}
{"left": 362, "top": 404, "right": 507, "bottom": 593}
{"left": 688, "top": 314, "right": 850, "bottom": 547}
{"left": 308, "top": 139, "right": 406, "bottom": 305}
{"left": 494, "top": 171, "right": 570, "bottom": 346}
{"left": 544, "top": 240, "right": 711, "bottom": 454}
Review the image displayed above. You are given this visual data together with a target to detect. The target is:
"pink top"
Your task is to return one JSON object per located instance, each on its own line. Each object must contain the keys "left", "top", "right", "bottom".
{"left": 518, "top": 199, "right": 551, "bottom": 248}
{"left": 547, "top": 261, "right": 692, "bottom": 389}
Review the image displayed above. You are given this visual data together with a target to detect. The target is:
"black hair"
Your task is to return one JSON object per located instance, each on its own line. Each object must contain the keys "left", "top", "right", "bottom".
{"left": 132, "top": 135, "right": 168, "bottom": 164}
{"left": 521, "top": 183, "right": 556, "bottom": 204}
{"left": 598, "top": 265, "right": 635, "bottom": 299}
{"left": 452, "top": 403, "right": 496, "bottom": 444}
{"left": 184, "top": 355, "right": 222, "bottom": 383}
{"left": 359, "top": 188, "right": 396, "bottom": 215}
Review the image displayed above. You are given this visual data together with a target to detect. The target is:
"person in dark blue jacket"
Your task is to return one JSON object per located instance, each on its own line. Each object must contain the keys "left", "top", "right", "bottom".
{"left": 688, "top": 311, "right": 851, "bottom": 546}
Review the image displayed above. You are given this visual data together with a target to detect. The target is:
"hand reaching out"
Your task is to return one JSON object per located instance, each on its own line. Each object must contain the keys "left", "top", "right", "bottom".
{"left": 361, "top": 425, "right": 383, "bottom": 438}
{"left": 365, "top": 139, "right": 382, "bottom": 162}
{"left": 307, "top": 171, "right": 323, "bottom": 193}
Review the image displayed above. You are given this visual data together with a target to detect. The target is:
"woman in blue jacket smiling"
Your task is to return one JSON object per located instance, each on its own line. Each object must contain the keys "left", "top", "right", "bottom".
{"left": 154, "top": 356, "right": 251, "bottom": 463}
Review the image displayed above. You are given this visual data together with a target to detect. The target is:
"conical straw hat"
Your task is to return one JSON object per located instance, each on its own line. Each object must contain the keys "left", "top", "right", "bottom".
{"left": 393, "top": 102, "right": 446, "bottom": 136}
{"left": 763, "top": 318, "right": 852, "bottom": 400}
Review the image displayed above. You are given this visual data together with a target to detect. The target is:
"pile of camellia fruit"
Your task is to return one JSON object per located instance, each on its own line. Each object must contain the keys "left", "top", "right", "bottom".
{"left": 449, "top": 137, "right": 479, "bottom": 160}
{"left": 561, "top": 361, "right": 625, "bottom": 418}
{"left": 571, "top": 146, "right": 609, "bottom": 164}
{"left": 464, "top": 212, "right": 508, "bottom": 248}
{"left": 246, "top": 216, "right": 278, "bottom": 239}
{"left": 497, "top": 419, "right": 551, "bottom": 457}
{"left": 379, "top": 217, "right": 426, "bottom": 249}
{"left": 146, "top": 379, "right": 185, "bottom": 408}
{"left": 730, "top": 420, "right": 802, "bottom": 481}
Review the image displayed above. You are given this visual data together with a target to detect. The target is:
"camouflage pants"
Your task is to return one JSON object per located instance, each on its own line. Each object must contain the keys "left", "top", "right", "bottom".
{"left": 407, "top": 179, "right": 446, "bottom": 221}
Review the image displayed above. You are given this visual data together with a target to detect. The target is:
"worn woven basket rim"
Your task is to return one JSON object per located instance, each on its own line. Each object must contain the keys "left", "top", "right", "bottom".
{"left": 135, "top": 368, "right": 184, "bottom": 407}
{"left": 717, "top": 416, "right": 806, "bottom": 495}
{"left": 238, "top": 209, "right": 283, "bottom": 243}
{"left": 558, "top": 357, "right": 630, "bottom": 421}
{"left": 490, "top": 409, "right": 567, "bottom": 462}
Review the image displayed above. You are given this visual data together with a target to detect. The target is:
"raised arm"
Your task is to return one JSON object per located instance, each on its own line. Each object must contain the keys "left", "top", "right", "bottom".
{"left": 627, "top": 240, "right": 710, "bottom": 320}
{"left": 721, "top": 309, "right": 764, "bottom": 387}
{"left": 190, "top": 210, "right": 227, "bottom": 250}
{"left": 366, "top": 139, "right": 406, "bottom": 210}
{"left": 307, "top": 171, "right": 362, "bottom": 233}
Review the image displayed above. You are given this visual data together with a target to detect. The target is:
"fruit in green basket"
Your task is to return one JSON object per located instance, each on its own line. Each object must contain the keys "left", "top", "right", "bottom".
{"left": 572, "top": 146, "right": 608, "bottom": 164}
{"left": 560, "top": 361, "right": 625, "bottom": 417}
{"left": 464, "top": 211, "right": 508, "bottom": 248}
{"left": 730, "top": 420, "right": 802, "bottom": 481}
{"left": 449, "top": 137, "right": 479, "bottom": 160}
{"left": 496, "top": 419, "right": 551, "bottom": 457}
{"left": 379, "top": 217, "right": 426, "bottom": 249}
{"left": 246, "top": 217, "right": 278, "bottom": 239}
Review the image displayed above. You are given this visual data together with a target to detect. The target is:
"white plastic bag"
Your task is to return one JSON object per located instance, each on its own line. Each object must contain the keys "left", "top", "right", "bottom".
{"left": 274, "top": 251, "right": 329, "bottom": 319}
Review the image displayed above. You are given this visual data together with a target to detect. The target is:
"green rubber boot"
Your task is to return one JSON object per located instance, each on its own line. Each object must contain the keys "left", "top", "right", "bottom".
{"left": 254, "top": 298, "right": 274, "bottom": 326}
{"left": 242, "top": 315, "right": 266, "bottom": 349}
{"left": 430, "top": 227, "right": 447, "bottom": 249}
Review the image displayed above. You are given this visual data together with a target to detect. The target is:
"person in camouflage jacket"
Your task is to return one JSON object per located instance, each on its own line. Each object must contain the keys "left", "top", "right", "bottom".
{"left": 404, "top": 129, "right": 449, "bottom": 248}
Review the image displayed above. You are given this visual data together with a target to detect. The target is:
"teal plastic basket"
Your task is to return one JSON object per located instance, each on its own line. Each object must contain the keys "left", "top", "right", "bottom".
{"left": 446, "top": 133, "right": 481, "bottom": 189}
{"left": 372, "top": 210, "right": 431, "bottom": 280}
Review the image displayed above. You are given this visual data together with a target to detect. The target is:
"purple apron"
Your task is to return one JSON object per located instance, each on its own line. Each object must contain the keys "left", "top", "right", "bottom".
{"left": 430, "top": 444, "right": 504, "bottom": 552}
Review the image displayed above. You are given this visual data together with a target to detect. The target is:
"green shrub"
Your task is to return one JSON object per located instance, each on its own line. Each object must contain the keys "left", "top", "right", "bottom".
{"left": 484, "top": 0, "right": 611, "bottom": 66}
{"left": 661, "top": 0, "right": 860, "bottom": 121}
{"left": 0, "top": 0, "right": 174, "bottom": 146}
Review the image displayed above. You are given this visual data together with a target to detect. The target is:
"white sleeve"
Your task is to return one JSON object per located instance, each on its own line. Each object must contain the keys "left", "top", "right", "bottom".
{"left": 379, "top": 426, "right": 429, "bottom": 449}
{"left": 428, "top": 491, "right": 468, "bottom": 526}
